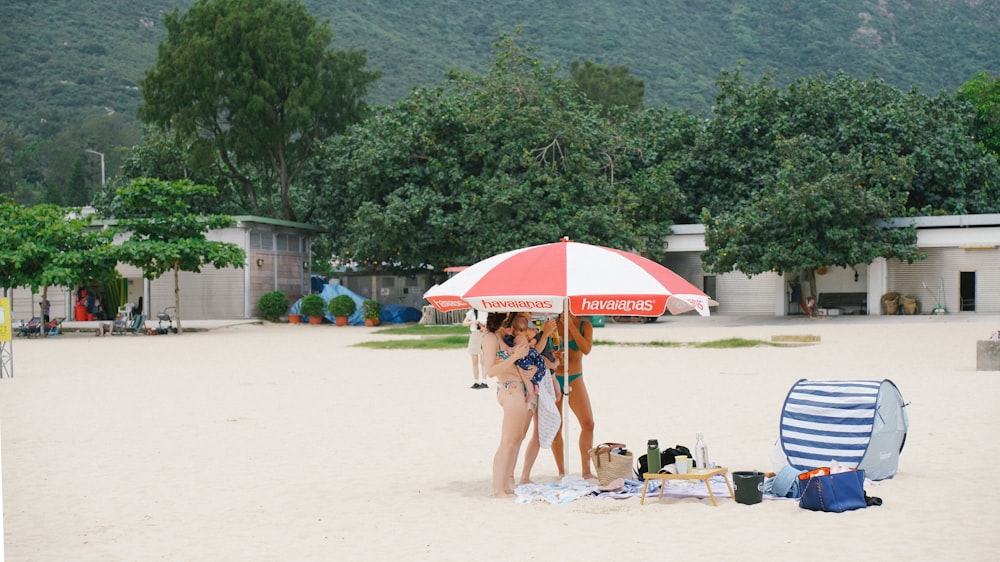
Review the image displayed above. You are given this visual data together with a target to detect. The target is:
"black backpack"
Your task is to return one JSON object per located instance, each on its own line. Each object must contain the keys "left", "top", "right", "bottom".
{"left": 635, "top": 445, "right": 693, "bottom": 479}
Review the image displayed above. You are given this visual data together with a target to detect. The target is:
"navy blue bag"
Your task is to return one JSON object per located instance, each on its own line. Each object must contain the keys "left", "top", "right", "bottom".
{"left": 798, "top": 469, "right": 867, "bottom": 512}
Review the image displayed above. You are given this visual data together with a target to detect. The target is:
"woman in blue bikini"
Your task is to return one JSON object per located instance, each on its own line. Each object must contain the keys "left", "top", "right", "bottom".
{"left": 481, "top": 312, "right": 534, "bottom": 497}
{"left": 550, "top": 311, "right": 595, "bottom": 480}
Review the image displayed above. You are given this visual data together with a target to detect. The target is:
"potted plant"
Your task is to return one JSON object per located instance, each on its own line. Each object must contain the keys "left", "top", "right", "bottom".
{"left": 257, "top": 290, "right": 288, "bottom": 322}
{"left": 362, "top": 299, "right": 382, "bottom": 326}
{"left": 327, "top": 294, "right": 356, "bottom": 326}
{"left": 299, "top": 294, "right": 327, "bottom": 324}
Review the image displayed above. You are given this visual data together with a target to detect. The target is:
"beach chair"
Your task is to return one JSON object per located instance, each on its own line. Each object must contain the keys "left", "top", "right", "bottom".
{"left": 16, "top": 317, "right": 41, "bottom": 338}
{"left": 118, "top": 314, "right": 147, "bottom": 336}
{"left": 44, "top": 317, "right": 64, "bottom": 337}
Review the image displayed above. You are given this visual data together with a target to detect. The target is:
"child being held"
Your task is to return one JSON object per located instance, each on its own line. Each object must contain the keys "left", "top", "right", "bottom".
{"left": 504, "top": 315, "right": 549, "bottom": 404}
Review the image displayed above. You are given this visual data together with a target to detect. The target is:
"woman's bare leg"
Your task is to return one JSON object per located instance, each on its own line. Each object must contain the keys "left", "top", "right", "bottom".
{"left": 549, "top": 396, "right": 567, "bottom": 478}
{"left": 568, "top": 378, "right": 596, "bottom": 479}
{"left": 519, "top": 409, "right": 540, "bottom": 484}
{"left": 493, "top": 386, "right": 528, "bottom": 497}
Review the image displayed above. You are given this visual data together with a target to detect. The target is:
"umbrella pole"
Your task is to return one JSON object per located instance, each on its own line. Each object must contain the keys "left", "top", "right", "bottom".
{"left": 561, "top": 298, "right": 570, "bottom": 479}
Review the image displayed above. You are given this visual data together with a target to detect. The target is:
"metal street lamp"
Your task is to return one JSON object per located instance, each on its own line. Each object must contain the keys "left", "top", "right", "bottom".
{"left": 83, "top": 148, "right": 105, "bottom": 185}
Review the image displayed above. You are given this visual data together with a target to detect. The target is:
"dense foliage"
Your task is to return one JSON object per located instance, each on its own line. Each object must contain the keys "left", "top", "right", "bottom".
{"left": 0, "top": 201, "right": 117, "bottom": 293}
{"left": 679, "top": 69, "right": 1000, "bottom": 222}
{"left": 569, "top": 60, "right": 645, "bottom": 114}
{"left": 692, "top": 68, "right": 999, "bottom": 277}
{"left": 139, "top": 0, "right": 379, "bottom": 221}
{"left": 312, "top": 34, "right": 683, "bottom": 270}
{"left": 958, "top": 72, "right": 1000, "bottom": 157}
{"left": 2, "top": 0, "right": 998, "bottom": 285}
{"left": 2, "top": 0, "right": 997, "bottom": 207}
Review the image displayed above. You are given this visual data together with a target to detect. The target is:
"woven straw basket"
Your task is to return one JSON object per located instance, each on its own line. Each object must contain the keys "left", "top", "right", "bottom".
{"left": 881, "top": 292, "right": 899, "bottom": 315}
{"left": 588, "top": 442, "right": 634, "bottom": 486}
{"left": 899, "top": 296, "right": 918, "bottom": 315}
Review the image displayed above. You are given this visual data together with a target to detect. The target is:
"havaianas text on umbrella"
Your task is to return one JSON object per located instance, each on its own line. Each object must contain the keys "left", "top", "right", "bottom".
{"left": 480, "top": 299, "right": 557, "bottom": 310}
{"left": 574, "top": 297, "right": 659, "bottom": 313}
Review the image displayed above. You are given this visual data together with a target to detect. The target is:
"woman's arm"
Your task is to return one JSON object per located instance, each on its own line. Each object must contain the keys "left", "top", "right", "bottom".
{"left": 532, "top": 318, "right": 556, "bottom": 353}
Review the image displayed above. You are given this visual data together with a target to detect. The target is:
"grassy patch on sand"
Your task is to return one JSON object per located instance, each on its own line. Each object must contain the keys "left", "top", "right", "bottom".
{"left": 374, "top": 325, "right": 467, "bottom": 336}
{"left": 692, "top": 337, "right": 773, "bottom": 348}
{"left": 356, "top": 326, "right": 773, "bottom": 349}
{"left": 354, "top": 335, "right": 470, "bottom": 349}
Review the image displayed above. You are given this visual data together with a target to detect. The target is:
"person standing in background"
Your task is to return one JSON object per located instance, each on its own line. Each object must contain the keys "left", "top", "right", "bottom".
{"left": 40, "top": 297, "right": 50, "bottom": 323}
{"left": 463, "top": 309, "right": 487, "bottom": 388}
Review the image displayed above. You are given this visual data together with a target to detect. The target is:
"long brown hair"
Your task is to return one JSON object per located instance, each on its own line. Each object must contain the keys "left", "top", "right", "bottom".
{"left": 485, "top": 312, "right": 507, "bottom": 332}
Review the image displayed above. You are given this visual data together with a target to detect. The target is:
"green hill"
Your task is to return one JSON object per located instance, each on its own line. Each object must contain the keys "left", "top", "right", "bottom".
{"left": 1, "top": 0, "right": 997, "bottom": 136}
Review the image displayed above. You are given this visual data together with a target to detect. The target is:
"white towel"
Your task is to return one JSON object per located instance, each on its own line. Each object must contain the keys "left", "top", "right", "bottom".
{"left": 536, "top": 370, "right": 561, "bottom": 449}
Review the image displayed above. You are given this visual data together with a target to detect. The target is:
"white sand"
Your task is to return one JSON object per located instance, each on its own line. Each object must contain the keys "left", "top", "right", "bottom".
{"left": 3, "top": 314, "right": 1000, "bottom": 560}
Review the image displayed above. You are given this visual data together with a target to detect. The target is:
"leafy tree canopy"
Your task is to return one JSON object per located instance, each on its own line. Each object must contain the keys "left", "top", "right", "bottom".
{"left": 678, "top": 68, "right": 1000, "bottom": 222}
{"left": 700, "top": 138, "right": 922, "bottom": 277}
{"left": 139, "top": 0, "right": 380, "bottom": 221}
{"left": 0, "top": 201, "right": 117, "bottom": 294}
{"left": 569, "top": 60, "right": 645, "bottom": 114}
{"left": 312, "top": 32, "right": 685, "bottom": 272}
{"left": 958, "top": 72, "right": 1000, "bottom": 158}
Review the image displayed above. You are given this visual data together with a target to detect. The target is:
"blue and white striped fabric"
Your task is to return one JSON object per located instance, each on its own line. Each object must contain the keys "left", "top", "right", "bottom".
{"left": 780, "top": 379, "right": 881, "bottom": 471}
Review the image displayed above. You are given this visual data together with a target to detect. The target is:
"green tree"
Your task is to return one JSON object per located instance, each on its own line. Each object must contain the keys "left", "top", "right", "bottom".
{"left": 700, "top": 138, "right": 923, "bottom": 279}
{"left": 0, "top": 121, "right": 25, "bottom": 199}
{"left": 678, "top": 68, "right": 1000, "bottom": 221}
{"left": 139, "top": 0, "right": 380, "bottom": 221}
{"left": 312, "top": 32, "right": 680, "bottom": 271}
{"left": 92, "top": 129, "right": 248, "bottom": 217}
{"left": 0, "top": 201, "right": 117, "bottom": 324}
{"left": 65, "top": 159, "right": 87, "bottom": 206}
{"left": 568, "top": 60, "right": 645, "bottom": 114}
{"left": 103, "top": 178, "right": 246, "bottom": 334}
{"left": 958, "top": 72, "right": 1000, "bottom": 157}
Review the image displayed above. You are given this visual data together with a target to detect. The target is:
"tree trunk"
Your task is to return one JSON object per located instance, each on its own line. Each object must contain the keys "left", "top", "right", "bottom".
{"left": 40, "top": 286, "right": 49, "bottom": 336}
{"left": 174, "top": 263, "right": 183, "bottom": 335}
{"left": 798, "top": 268, "right": 818, "bottom": 317}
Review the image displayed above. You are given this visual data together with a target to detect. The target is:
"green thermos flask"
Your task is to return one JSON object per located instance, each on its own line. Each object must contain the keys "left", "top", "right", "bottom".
{"left": 646, "top": 439, "right": 661, "bottom": 474}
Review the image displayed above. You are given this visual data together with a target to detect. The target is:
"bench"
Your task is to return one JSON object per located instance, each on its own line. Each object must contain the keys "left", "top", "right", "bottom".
{"left": 817, "top": 292, "right": 867, "bottom": 314}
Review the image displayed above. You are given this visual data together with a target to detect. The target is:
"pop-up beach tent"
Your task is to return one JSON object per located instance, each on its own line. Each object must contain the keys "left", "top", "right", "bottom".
{"left": 779, "top": 379, "right": 909, "bottom": 481}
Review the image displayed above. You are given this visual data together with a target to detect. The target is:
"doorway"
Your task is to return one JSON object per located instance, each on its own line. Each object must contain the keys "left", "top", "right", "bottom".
{"left": 703, "top": 275, "right": 717, "bottom": 302}
{"left": 960, "top": 271, "right": 976, "bottom": 311}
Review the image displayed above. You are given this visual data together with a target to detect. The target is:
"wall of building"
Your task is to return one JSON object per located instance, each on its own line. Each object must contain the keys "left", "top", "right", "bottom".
{"left": 887, "top": 246, "right": 1000, "bottom": 314}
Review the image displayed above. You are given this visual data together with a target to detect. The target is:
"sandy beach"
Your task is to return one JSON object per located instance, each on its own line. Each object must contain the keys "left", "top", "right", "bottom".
{"left": 3, "top": 313, "right": 1000, "bottom": 561}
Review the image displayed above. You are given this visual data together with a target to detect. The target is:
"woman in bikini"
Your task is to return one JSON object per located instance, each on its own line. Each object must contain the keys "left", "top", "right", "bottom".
{"left": 550, "top": 311, "right": 595, "bottom": 480}
{"left": 481, "top": 312, "right": 534, "bottom": 497}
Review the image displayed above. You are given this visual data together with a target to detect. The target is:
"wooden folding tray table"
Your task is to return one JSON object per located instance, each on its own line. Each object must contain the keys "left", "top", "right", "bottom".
{"left": 640, "top": 467, "right": 734, "bottom": 506}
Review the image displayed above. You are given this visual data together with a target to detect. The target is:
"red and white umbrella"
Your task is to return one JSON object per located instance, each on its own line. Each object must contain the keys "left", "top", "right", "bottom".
{"left": 425, "top": 239, "right": 717, "bottom": 478}
{"left": 424, "top": 238, "right": 717, "bottom": 317}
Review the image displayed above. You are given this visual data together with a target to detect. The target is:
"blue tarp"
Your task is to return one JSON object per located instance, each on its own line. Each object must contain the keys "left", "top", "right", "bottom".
{"left": 381, "top": 303, "right": 423, "bottom": 323}
{"left": 288, "top": 284, "right": 421, "bottom": 325}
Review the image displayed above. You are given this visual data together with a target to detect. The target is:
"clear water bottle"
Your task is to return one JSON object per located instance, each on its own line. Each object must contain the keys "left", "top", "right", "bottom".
{"left": 646, "top": 439, "right": 661, "bottom": 474}
{"left": 695, "top": 433, "right": 710, "bottom": 469}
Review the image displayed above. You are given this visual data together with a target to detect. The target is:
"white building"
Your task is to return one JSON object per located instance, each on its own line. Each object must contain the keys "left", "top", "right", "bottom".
{"left": 662, "top": 214, "right": 1000, "bottom": 316}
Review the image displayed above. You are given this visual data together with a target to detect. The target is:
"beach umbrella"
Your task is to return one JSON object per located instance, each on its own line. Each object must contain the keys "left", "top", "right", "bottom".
{"left": 424, "top": 238, "right": 717, "bottom": 317}
{"left": 423, "top": 238, "right": 717, "bottom": 475}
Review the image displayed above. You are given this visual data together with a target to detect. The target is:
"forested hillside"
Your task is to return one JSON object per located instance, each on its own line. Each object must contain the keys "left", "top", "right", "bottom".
{"left": 2, "top": 0, "right": 997, "bottom": 135}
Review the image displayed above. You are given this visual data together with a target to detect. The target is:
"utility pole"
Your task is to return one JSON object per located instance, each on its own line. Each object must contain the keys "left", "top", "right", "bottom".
{"left": 83, "top": 148, "right": 105, "bottom": 185}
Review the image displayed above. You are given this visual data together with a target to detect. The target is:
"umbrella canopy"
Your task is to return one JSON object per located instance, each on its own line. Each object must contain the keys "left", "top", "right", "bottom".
{"left": 424, "top": 239, "right": 717, "bottom": 317}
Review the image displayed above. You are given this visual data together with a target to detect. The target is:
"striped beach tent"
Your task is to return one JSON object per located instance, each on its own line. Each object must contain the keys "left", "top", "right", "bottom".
{"left": 779, "top": 379, "right": 909, "bottom": 481}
